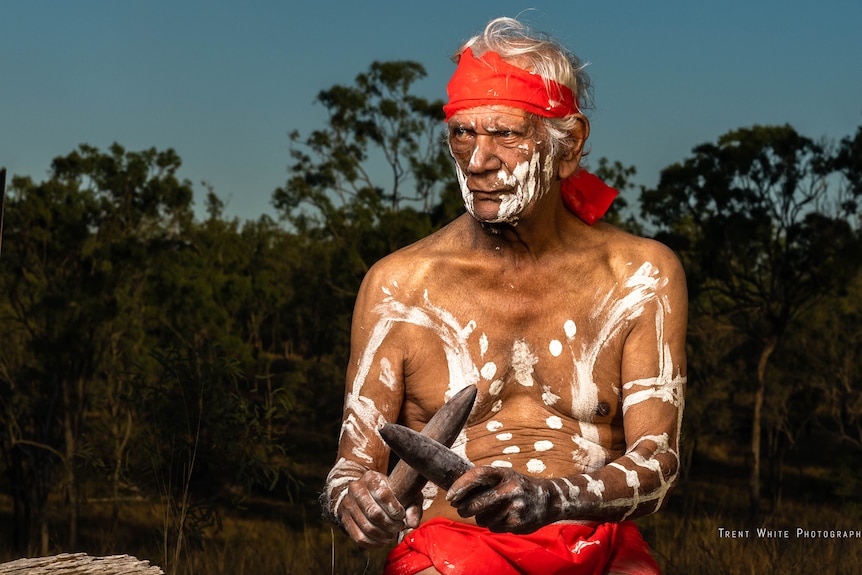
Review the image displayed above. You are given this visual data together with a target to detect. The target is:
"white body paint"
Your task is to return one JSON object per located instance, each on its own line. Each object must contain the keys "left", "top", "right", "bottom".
{"left": 511, "top": 340, "right": 537, "bottom": 387}
{"left": 565, "top": 263, "right": 669, "bottom": 421}
{"left": 325, "top": 257, "right": 685, "bottom": 524}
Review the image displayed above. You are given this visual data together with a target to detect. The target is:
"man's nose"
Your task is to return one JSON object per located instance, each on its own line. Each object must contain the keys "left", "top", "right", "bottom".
{"left": 467, "top": 135, "right": 502, "bottom": 173}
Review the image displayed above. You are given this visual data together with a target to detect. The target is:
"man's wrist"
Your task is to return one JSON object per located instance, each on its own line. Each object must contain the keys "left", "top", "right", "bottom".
{"left": 321, "top": 458, "right": 369, "bottom": 524}
{"left": 546, "top": 476, "right": 589, "bottom": 521}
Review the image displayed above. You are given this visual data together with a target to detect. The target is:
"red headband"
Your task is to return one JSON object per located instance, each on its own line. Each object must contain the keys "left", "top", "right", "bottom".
{"left": 443, "top": 48, "right": 617, "bottom": 225}
{"left": 443, "top": 47, "right": 579, "bottom": 121}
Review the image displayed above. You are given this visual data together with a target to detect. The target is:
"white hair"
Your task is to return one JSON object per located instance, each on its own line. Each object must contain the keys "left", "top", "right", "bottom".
{"left": 456, "top": 17, "right": 593, "bottom": 160}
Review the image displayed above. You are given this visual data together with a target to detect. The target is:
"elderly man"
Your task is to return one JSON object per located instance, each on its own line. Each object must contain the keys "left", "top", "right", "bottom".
{"left": 322, "top": 17, "right": 686, "bottom": 575}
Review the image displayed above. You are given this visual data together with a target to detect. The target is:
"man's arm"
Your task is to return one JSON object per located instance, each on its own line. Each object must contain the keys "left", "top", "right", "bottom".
{"left": 320, "top": 263, "right": 421, "bottom": 547}
{"left": 449, "top": 245, "right": 687, "bottom": 532}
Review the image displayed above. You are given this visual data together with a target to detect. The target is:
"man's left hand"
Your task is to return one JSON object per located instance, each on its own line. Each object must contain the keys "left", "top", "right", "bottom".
{"left": 446, "top": 466, "right": 559, "bottom": 534}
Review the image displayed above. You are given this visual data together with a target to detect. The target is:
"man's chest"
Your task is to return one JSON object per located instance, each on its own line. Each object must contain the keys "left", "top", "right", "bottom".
{"left": 391, "top": 288, "right": 627, "bottom": 424}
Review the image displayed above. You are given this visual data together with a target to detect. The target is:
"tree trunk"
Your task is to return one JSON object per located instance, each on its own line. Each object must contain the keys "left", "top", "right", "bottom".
{"left": 110, "top": 408, "right": 133, "bottom": 534}
{"left": 62, "top": 377, "right": 78, "bottom": 549}
{"left": 7, "top": 447, "right": 30, "bottom": 554}
{"left": 750, "top": 335, "right": 777, "bottom": 522}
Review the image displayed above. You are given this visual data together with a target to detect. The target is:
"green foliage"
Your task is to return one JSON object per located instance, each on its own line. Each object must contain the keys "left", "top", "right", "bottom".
{"left": 0, "top": 144, "right": 302, "bottom": 555}
{"left": 833, "top": 124, "right": 862, "bottom": 207}
{"left": 0, "top": 60, "right": 454, "bottom": 561}
{"left": 593, "top": 157, "right": 640, "bottom": 233}
{"left": 274, "top": 60, "right": 454, "bottom": 265}
{"left": 641, "top": 123, "right": 862, "bottom": 517}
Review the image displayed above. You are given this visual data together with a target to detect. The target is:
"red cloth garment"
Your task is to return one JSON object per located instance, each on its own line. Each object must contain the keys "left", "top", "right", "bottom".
{"left": 384, "top": 518, "right": 661, "bottom": 575}
{"left": 442, "top": 48, "right": 618, "bottom": 225}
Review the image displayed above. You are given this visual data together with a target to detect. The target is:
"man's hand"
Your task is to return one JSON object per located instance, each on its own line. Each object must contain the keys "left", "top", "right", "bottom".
{"left": 446, "top": 466, "right": 559, "bottom": 534}
{"left": 338, "top": 470, "right": 421, "bottom": 548}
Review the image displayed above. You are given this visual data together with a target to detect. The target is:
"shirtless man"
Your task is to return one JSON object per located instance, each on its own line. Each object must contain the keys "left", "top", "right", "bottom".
{"left": 322, "top": 17, "right": 686, "bottom": 575}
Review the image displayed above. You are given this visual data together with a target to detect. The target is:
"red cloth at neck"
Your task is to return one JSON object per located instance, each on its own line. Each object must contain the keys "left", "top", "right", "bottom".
{"left": 562, "top": 169, "right": 619, "bottom": 225}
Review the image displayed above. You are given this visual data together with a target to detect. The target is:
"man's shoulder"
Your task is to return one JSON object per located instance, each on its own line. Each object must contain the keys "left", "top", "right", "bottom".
{"left": 362, "top": 218, "right": 471, "bottom": 289}
{"left": 591, "top": 223, "right": 685, "bottom": 280}
{"left": 378, "top": 217, "right": 471, "bottom": 262}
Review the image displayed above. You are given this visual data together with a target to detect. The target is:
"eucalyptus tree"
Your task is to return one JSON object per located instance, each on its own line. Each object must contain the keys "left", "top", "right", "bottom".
{"left": 0, "top": 143, "right": 194, "bottom": 551}
{"left": 270, "top": 61, "right": 457, "bottom": 406}
{"left": 640, "top": 124, "right": 860, "bottom": 518}
{"left": 274, "top": 60, "right": 454, "bottom": 262}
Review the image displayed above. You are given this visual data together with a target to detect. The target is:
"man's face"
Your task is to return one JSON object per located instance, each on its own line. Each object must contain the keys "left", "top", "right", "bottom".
{"left": 447, "top": 106, "right": 556, "bottom": 224}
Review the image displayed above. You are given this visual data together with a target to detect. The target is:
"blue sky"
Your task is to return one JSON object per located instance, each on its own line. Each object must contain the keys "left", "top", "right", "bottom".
{"left": 2, "top": 0, "right": 860, "bottom": 221}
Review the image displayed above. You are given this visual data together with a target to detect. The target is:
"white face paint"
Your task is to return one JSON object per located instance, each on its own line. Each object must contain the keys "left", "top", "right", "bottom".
{"left": 453, "top": 140, "right": 555, "bottom": 224}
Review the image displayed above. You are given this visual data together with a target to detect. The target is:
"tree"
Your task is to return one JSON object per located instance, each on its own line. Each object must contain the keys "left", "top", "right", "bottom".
{"left": 640, "top": 124, "right": 861, "bottom": 519}
{"left": 269, "top": 61, "right": 459, "bottom": 406}
{"left": 593, "top": 157, "right": 639, "bottom": 233}
{"left": 833, "top": 124, "right": 862, "bottom": 209}
{"left": 273, "top": 60, "right": 454, "bottom": 261}
{"left": 0, "top": 144, "right": 308, "bottom": 556}
{"left": 0, "top": 143, "right": 194, "bottom": 552}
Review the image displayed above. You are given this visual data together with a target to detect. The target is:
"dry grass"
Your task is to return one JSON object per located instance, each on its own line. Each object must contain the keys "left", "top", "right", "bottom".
{"left": 0, "top": 496, "right": 391, "bottom": 575}
{"left": 638, "top": 470, "right": 862, "bottom": 575}
{"left": 641, "top": 508, "right": 862, "bottom": 575}
{"left": 2, "top": 451, "right": 861, "bottom": 575}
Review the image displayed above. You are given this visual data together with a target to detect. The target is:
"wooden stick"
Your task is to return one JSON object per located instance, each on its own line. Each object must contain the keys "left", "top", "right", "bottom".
{"left": 387, "top": 385, "right": 476, "bottom": 505}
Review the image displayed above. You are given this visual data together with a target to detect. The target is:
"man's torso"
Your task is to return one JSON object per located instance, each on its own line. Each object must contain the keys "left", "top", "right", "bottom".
{"left": 359, "top": 217, "right": 668, "bottom": 521}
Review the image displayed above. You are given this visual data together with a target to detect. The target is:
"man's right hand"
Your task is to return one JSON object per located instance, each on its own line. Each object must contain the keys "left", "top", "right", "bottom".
{"left": 338, "top": 469, "right": 421, "bottom": 548}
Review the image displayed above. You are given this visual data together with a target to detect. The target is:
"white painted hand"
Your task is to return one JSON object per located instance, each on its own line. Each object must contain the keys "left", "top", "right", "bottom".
{"left": 447, "top": 466, "right": 558, "bottom": 534}
{"left": 338, "top": 470, "right": 420, "bottom": 548}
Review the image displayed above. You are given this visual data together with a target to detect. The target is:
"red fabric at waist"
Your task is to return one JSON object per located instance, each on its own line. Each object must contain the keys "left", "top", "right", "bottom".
{"left": 384, "top": 517, "right": 660, "bottom": 575}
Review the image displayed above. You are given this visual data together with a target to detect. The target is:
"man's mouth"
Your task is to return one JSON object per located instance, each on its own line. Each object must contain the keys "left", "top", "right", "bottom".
{"left": 469, "top": 185, "right": 513, "bottom": 197}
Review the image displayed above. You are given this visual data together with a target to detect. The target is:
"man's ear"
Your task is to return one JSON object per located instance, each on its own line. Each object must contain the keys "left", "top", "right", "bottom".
{"left": 557, "top": 114, "right": 590, "bottom": 180}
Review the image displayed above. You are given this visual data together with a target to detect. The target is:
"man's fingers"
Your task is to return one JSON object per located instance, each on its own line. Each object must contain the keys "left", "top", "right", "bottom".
{"left": 454, "top": 485, "right": 502, "bottom": 519}
{"left": 405, "top": 503, "right": 423, "bottom": 529}
{"left": 447, "top": 466, "right": 501, "bottom": 506}
{"left": 367, "top": 477, "right": 407, "bottom": 523}
{"left": 340, "top": 508, "right": 392, "bottom": 549}
{"left": 339, "top": 471, "right": 410, "bottom": 547}
{"left": 348, "top": 480, "right": 405, "bottom": 527}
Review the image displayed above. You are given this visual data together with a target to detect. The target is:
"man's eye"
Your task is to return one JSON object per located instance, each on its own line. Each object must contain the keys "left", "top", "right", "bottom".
{"left": 451, "top": 128, "right": 473, "bottom": 141}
